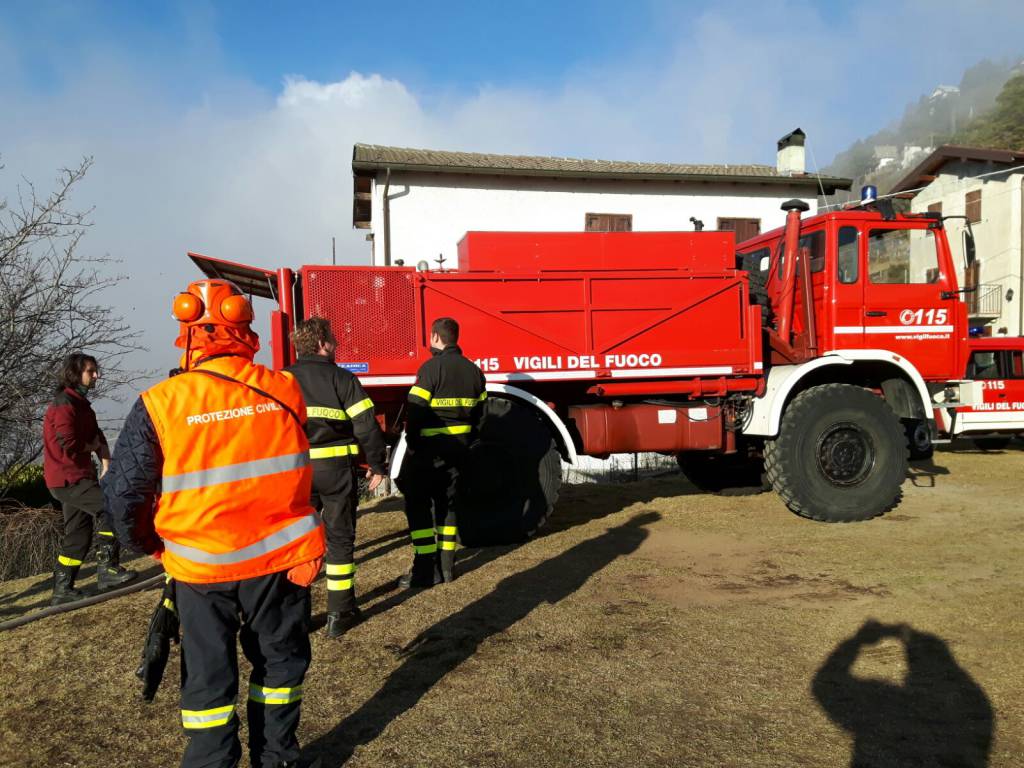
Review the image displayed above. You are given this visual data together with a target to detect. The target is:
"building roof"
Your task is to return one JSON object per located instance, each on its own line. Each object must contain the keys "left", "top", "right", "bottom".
{"left": 891, "top": 144, "right": 1024, "bottom": 194}
{"left": 351, "top": 143, "right": 851, "bottom": 193}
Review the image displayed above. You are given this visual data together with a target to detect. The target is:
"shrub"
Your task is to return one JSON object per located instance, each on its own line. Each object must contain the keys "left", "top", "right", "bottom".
{"left": 0, "top": 503, "right": 62, "bottom": 580}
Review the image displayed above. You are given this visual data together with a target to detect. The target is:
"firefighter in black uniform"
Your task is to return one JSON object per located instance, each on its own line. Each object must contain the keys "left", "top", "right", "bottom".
{"left": 285, "top": 317, "right": 388, "bottom": 637}
{"left": 398, "top": 317, "right": 486, "bottom": 588}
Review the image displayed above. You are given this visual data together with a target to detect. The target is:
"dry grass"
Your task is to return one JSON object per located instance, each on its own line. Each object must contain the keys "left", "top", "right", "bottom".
{"left": 1, "top": 445, "right": 1023, "bottom": 767}
{"left": 0, "top": 504, "right": 62, "bottom": 580}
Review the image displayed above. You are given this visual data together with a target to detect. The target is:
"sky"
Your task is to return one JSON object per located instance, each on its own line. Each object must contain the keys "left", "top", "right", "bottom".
{"left": 2, "top": 0, "right": 1024, "bottom": 414}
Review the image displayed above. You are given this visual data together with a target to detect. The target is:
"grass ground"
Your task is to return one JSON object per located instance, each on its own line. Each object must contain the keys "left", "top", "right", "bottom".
{"left": 1, "top": 444, "right": 1022, "bottom": 767}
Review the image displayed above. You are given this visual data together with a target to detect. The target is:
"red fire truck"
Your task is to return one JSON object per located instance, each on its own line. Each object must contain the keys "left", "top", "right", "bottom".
{"left": 189, "top": 198, "right": 980, "bottom": 541}
{"left": 936, "top": 336, "right": 1024, "bottom": 449}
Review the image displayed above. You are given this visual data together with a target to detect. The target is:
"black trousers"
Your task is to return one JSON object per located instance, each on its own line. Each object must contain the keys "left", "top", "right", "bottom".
{"left": 310, "top": 458, "right": 358, "bottom": 612}
{"left": 399, "top": 441, "right": 468, "bottom": 568}
{"left": 48, "top": 478, "right": 115, "bottom": 565}
{"left": 177, "top": 572, "right": 312, "bottom": 768}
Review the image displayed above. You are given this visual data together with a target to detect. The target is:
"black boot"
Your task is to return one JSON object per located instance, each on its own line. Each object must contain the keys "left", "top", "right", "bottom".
{"left": 51, "top": 563, "right": 84, "bottom": 605}
{"left": 325, "top": 606, "right": 364, "bottom": 638}
{"left": 397, "top": 554, "right": 442, "bottom": 589}
{"left": 95, "top": 541, "right": 138, "bottom": 591}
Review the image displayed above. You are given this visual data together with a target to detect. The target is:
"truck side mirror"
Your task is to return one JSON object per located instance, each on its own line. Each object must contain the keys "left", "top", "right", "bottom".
{"left": 963, "top": 227, "right": 976, "bottom": 268}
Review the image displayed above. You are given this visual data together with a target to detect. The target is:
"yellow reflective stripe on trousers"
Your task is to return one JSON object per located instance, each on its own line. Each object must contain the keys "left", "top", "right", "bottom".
{"left": 163, "top": 514, "right": 321, "bottom": 566}
{"left": 306, "top": 406, "right": 347, "bottom": 421}
{"left": 346, "top": 398, "right": 374, "bottom": 418}
{"left": 96, "top": 530, "right": 115, "bottom": 538}
{"left": 436, "top": 526, "right": 457, "bottom": 535}
{"left": 248, "top": 684, "right": 303, "bottom": 705}
{"left": 58, "top": 555, "right": 83, "bottom": 567}
{"left": 182, "top": 704, "right": 235, "bottom": 729}
{"left": 420, "top": 424, "right": 472, "bottom": 437}
{"left": 410, "top": 527, "right": 436, "bottom": 554}
{"left": 409, "top": 385, "right": 432, "bottom": 402}
{"left": 162, "top": 451, "right": 309, "bottom": 493}
{"left": 163, "top": 598, "right": 176, "bottom": 612}
{"left": 326, "top": 562, "right": 355, "bottom": 591}
{"left": 309, "top": 444, "right": 360, "bottom": 459}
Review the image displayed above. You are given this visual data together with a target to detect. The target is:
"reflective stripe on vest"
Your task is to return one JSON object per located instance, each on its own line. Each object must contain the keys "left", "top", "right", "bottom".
{"left": 420, "top": 424, "right": 472, "bottom": 437}
{"left": 163, "top": 514, "right": 321, "bottom": 566}
{"left": 161, "top": 452, "right": 309, "bottom": 493}
{"left": 346, "top": 398, "right": 374, "bottom": 418}
{"left": 429, "top": 394, "right": 486, "bottom": 408}
{"left": 309, "top": 444, "right": 360, "bottom": 459}
{"left": 409, "top": 386, "right": 432, "bottom": 402}
{"left": 307, "top": 406, "right": 347, "bottom": 421}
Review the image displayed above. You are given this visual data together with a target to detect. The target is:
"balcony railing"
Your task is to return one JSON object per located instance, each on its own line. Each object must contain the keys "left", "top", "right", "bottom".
{"left": 968, "top": 283, "right": 1002, "bottom": 318}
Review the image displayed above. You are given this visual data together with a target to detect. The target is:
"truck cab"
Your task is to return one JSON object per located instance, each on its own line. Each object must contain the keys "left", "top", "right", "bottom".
{"left": 737, "top": 208, "right": 969, "bottom": 383}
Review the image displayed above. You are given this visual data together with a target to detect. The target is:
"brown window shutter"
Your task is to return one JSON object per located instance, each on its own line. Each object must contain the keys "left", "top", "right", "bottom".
{"left": 586, "top": 213, "right": 632, "bottom": 232}
{"left": 927, "top": 201, "right": 942, "bottom": 215}
{"left": 965, "top": 190, "right": 981, "bottom": 223}
{"left": 718, "top": 217, "right": 761, "bottom": 243}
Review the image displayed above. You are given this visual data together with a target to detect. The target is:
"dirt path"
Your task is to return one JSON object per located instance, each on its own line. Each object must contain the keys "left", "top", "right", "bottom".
{"left": 1, "top": 445, "right": 1022, "bottom": 767}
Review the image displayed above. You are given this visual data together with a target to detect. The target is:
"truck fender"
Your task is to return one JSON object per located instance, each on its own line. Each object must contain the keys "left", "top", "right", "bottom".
{"left": 388, "top": 383, "right": 578, "bottom": 480}
{"left": 485, "top": 383, "right": 578, "bottom": 465}
{"left": 744, "top": 349, "right": 933, "bottom": 438}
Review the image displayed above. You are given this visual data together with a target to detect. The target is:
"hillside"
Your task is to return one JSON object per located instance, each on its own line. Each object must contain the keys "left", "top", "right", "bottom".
{"left": 824, "top": 57, "right": 1024, "bottom": 201}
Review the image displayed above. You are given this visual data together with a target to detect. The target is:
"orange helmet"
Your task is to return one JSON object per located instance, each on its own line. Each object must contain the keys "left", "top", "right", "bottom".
{"left": 172, "top": 279, "right": 259, "bottom": 368}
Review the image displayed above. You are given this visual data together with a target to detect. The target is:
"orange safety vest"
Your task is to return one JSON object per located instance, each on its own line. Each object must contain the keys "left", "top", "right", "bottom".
{"left": 141, "top": 356, "right": 325, "bottom": 583}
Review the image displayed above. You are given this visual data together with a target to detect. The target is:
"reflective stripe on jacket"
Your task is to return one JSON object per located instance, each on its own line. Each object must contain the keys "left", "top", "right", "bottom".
{"left": 140, "top": 356, "right": 324, "bottom": 583}
{"left": 284, "top": 355, "right": 388, "bottom": 473}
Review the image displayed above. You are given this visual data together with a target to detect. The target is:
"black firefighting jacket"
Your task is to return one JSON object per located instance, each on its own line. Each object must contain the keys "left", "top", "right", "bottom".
{"left": 285, "top": 355, "right": 388, "bottom": 473}
{"left": 407, "top": 345, "right": 487, "bottom": 450}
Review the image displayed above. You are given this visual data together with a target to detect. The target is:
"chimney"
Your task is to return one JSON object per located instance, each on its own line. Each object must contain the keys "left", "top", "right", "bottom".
{"left": 777, "top": 128, "right": 806, "bottom": 175}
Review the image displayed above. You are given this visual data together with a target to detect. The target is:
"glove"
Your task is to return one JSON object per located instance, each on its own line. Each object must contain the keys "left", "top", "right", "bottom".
{"left": 287, "top": 556, "right": 323, "bottom": 587}
{"left": 136, "top": 576, "right": 179, "bottom": 702}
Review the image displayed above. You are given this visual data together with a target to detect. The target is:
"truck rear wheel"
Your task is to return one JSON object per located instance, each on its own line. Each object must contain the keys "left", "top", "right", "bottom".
{"left": 676, "top": 451, "right": 766, "bottom": 495}
{"left": 904, "top": 418, "right": 934, "bottom": 460}
{"left": 460, "top": 398, "right": 562, "bottom": 546}
{"left": 764, "top": 384, "right": 906, "bottom": 522}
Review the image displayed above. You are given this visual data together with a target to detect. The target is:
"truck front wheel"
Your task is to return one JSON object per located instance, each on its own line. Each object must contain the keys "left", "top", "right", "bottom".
{"left": 764, "top": 384, "right": 906, "bottom": 522}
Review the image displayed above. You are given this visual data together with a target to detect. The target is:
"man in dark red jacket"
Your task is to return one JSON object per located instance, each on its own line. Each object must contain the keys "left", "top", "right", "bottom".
{"left": 44, "top": 353, "right": 136, "bottom": 604}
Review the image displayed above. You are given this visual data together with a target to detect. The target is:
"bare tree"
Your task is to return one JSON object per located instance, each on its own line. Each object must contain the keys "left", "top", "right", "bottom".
{"left": 0, "top": 157, "right": 141, "bottom": 495}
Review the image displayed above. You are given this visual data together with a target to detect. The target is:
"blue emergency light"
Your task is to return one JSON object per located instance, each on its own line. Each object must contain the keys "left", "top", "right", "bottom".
{"left": 861, "top": 185, "right": 878, "bottom": 204}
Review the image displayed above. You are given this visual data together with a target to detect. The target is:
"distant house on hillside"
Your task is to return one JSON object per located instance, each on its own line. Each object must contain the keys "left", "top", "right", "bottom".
{"left": 891, "top": 144, "right": 1024, "bottom": 335}
{"left": 350, "top": 129, "right": 851, "bottom": 269}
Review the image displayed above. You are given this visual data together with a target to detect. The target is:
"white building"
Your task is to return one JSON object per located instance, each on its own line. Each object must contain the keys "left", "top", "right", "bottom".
{"left": 351, "top": 129, "right": 850, "bottom": 269}
{"left": 891, "top": 145, "right": 1024, "bottom": 335}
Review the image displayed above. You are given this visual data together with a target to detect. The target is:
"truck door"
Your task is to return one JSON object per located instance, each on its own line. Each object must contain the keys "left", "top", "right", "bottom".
{"left": 829, "top": 224, "right": 864, "bottom": 348}
{"left": 861, "top": 225, "right": 954, "bottom": 379}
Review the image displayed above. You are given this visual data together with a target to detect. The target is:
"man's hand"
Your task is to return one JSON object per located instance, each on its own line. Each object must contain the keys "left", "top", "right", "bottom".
{"left": 100, "top": 458, "right": 111, "bottom": 479}
{"left": 366, "top": 470, "right": 385, "bottom": 492}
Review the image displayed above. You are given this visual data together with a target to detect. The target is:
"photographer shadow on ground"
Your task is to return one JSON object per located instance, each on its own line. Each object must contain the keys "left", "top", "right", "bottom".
{"left": 812, "top": 620, "right": 993, "bottom": 767}
{"left": 304, "top": 509, "right": 660, "bottom": 766}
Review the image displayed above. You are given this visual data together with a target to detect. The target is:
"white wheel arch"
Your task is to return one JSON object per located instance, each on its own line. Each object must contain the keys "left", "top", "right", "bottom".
{"left": 388, "top": 382, "right": 577, "bottom": 480}
{"left": 744, "top": 349, "right": 933, "bottom": 438}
